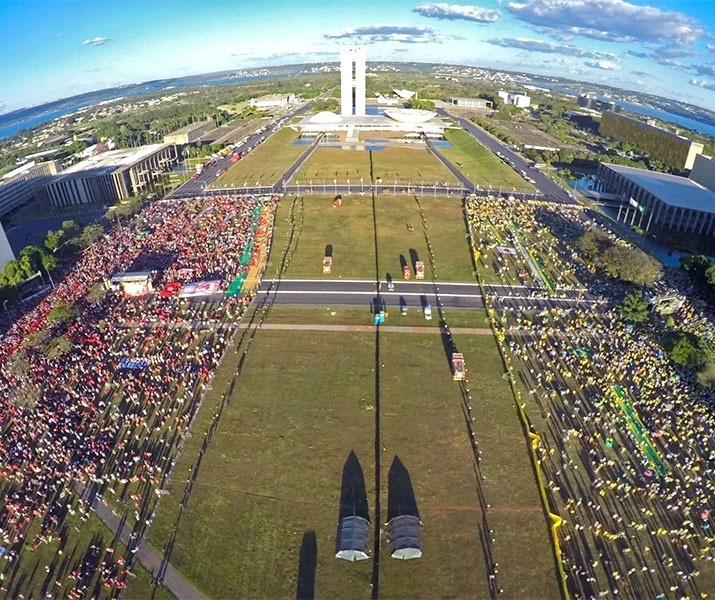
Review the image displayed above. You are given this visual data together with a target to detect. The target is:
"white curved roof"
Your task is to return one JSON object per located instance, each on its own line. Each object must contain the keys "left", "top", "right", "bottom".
{"left": 384, "top": 108, "right": 436, "bottom": 123}
{"left": 308, "top": 111, "right": 343, "bottom": 124}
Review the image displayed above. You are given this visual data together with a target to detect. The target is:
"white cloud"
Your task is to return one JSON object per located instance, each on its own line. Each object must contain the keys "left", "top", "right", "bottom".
{"left": 708, "top": 44, "right": 715, "bottom": 52}
{"left": 689, "top": 78, "right": 715, "bottom": 91}
{"left": 83, "top": 36, "right": 111, "bottom": 46}
{"left": 506, "top": 0, "right": 705, "bottom": 45}
{"left": 325, "top": 25, "right": 440, "bottom": 44}
{"left": 413, "top": 3, "right": 501, "bottom": 23}
{"left": 488, "top": 37, "right": 614, "bottom": 60}
{"left": 585, "top": 60, "right": 621, "bottom": 71}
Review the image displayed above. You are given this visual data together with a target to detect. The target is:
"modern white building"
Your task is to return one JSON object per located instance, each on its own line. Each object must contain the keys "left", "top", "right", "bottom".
{"left": 249, "top": 93, "right": 297, "bottom": 109}
{"left": 44, "top": 144, "right": 177, "bottom": 208}
{"left": 498, "top": 91, "right": 531, "bottom": 108}
{"left": 0, "top": 222, "right": 14, "bottom": 272}
{"left": 0, "top": 160, "right": 62, "bottom": 218}
{"left": 448, "top": 97, "right": 493, "bottom": 109}
{"left": 297, "top": 48, "right": 448, "bottom": 137}
{"left": 340, "top": 47, "right": 366, "bottom": 117}
{"left": 690, "top": 155, "right": 715, "bottom": 191}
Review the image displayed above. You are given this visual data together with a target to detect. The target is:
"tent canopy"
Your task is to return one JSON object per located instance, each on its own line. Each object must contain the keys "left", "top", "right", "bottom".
{"left": 335, "top": 515, "right": 370, "bottom": 562}
{"left": 387, "top": 515, "right": 423, "bottom": 560}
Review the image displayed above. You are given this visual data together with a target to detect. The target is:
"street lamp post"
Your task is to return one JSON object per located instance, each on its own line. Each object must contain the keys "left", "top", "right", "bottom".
{"left": 3, "top": 300, "right": 8, "bottom": 313}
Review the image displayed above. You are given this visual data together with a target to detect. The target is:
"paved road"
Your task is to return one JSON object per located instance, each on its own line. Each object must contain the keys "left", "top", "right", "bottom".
{"left": 255, "top": 279, "right": 601, "bottom": 311}
{"left": 170, "top": 92, "right": 332, "bottom": 198}
{"left": 436, "top": 108, "right": 576, "bottom": 205}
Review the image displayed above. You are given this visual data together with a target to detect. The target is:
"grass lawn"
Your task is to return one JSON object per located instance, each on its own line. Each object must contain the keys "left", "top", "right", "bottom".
{"left": 295, "top": 146, "right": 459, "bottom": 186}
{"left": 144, "top": 331, "right": 377, "bottom": 599}
{"left": 0, "top": 508, "right": 172, "bottom": 600}
{"left": 442, "top": 129, "right": 533, "bottom": 191}
{"left": 269, "top": 195, "right": 475, "bottom": 282}
{"left": 378, "top": 332, "right": 558, "bottom": 599}
{"left": 213, "top": 127, "right": 303, "bottom": 188}
{"left": 244, "top": 306, "right": 488, "bottom": 329}
{"left": 141, "top": 326, "right": 558, "bottom": 599}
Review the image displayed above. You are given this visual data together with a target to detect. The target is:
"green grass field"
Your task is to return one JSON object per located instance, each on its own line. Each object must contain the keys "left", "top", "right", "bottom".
{"left": 243, "top": 306, "right": 488, "bottom": 329}
{"left": 294, "top": 146, "right": 460, "bottom": 186}
{"left": 269, "top": 195, "right": 475, "bottom": 281}
{"left": 0, "top": 507, "right": 172, "bottom": 600}
{"left": 137, "top": 327, "right": 558, "bottom": 599}
{"left": 213, "top": 127, "right": 303, "bottom": 187}
{"left": 442, "top": 129, "right": 533, "bottom": 191}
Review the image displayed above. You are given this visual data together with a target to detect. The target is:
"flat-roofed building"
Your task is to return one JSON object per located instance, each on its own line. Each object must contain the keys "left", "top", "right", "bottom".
{"left": 597, "top": 162, "right": 715, "bottom": 249}
{"left": 497, "top": 91, "right": 531, "bottom": 108}
{"left": 448, "top": 97, "right": 493, "bottom": 109}
{"left": 44, "top": 144, "right": 177, "bottom": 208}
{"left": 248, "top": 94, "right": 297, "bottom": 109}
{"left": 163, "top": 120, "right": 215, "bottom": 145}
{"left": 0, "top": 160, "right": 62, "bottom": 218}
{"left": 600, "top": 111, "right": 703, "bottom": 171}
{"left": 689, "top": 154, "right": 715, "bottom": 192}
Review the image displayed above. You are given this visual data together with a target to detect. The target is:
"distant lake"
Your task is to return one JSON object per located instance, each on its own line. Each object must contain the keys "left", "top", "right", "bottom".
{"left": 0, "top": 73, "right": 279, "bottom": 141}
{"left": 533, "top": 82, "right": 715, "bottom": 137}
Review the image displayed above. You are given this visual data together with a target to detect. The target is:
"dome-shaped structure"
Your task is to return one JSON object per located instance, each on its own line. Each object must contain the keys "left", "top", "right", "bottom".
{"left": 308, "top": 111, "right": 343, "bottom": 124}
{"left": 384, "top": 108, "right": 436, "bottom": 123}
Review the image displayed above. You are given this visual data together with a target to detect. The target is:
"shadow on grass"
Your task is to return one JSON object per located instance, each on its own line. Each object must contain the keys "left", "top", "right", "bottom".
{"left": 387, "top": 456, "right": 420, "bottom": 521}
{"left": 339, "top": 451, "right": 369, "bottom": 520}
{"left": 296, "top": 530, "right": 318, "bottom": 600}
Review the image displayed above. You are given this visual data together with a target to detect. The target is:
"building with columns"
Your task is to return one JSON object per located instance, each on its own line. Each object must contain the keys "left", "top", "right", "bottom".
{"left": 597, "top": 162, "right": 715, "bottom": 249}
{"left": 44, "top": 143, "right": 177, "bottom": 208}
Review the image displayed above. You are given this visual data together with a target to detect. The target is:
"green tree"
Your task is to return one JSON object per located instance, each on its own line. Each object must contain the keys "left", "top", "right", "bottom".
{"left": 41, "top": 252, "right": 58, "bottom": 273}
{"left": 44, "top": 229, "right": 65, "bottom": 252}
{"left": 78, "top": 224, "right": 105, "bottom": 246}
{"left": 47, "top": 301, "right": 77, "bottom": 324}
{"left": 61, "top": 220, "right": 81, "bottom": 237}
{"left": 618, "top": 291, "right": 650, "bottom": 323}
{"left": 661, "top": 330, "right": 705, "bottom": 368}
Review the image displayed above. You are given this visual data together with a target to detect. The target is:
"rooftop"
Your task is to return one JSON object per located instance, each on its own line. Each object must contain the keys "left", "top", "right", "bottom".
{"left": 166, "top": 120, "right": 213, "bottom": 135}
{"left": 58, "top": 144, "right": 171, "bottom": 178}
{"left": 603, "top": 163, "right": 715, "bottom": 214}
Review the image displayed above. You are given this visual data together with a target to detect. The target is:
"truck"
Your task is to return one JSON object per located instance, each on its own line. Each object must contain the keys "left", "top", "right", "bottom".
{"left": 195, "top": 164, "right": 204, "bottom": 175}
{"left": 415, "top": 261, "right": 425, "bottom": 280}
{"left": 452, "top": 353, "right": 466, "bottom": 380}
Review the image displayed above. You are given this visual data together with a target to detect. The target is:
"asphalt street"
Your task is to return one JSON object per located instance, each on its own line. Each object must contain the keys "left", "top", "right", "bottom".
{"left": 170, "top": 92, "right": 332, "bottom": 198}
{"left": 436, "top": 108, "right": 577, "bottom": 205}
{"left": 254, "top": 278, "right": 600, "bottom": 312}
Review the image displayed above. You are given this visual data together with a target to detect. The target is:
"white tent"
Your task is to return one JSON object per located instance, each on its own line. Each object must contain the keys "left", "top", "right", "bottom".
{"left": 387, "top": 515, "right": 423, "bottom": 559}
{"left": 335, "top": 515, "right": 370, "bottom": 562}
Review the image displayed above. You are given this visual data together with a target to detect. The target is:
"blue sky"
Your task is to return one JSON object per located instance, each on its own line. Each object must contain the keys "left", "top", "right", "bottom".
{"left": 1, "top": 0, "right": 714, "bottom": 115}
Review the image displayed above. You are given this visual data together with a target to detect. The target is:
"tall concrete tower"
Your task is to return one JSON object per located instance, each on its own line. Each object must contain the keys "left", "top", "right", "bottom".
{"left": 340, "top": 47, "right": 366, "bottom": 117}
{"left": 0, "top": 222, "right": 14, "bottom": 273}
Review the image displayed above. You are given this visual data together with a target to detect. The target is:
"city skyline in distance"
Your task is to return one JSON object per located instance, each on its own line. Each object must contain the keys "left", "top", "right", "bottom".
{"left": 0, "top": 0, "right": 714, "bottom": 115}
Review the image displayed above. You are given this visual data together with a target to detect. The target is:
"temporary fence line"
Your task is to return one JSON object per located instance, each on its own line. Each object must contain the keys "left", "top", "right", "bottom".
{"left": 466, "top": 202, "right": 570, "bottom": 600}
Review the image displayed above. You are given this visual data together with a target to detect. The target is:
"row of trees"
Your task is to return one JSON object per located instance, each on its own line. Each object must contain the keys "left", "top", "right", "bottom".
{"left": 576, "top": 227, "right": 662, "bottom": 286}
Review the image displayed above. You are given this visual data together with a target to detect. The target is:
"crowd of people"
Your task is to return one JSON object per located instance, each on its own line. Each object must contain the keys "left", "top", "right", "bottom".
{"left": 0, "top": 193, "right": 276, "bottom": 597}
{"left": 467, "top": 194, "right": 715, "bottom": 598}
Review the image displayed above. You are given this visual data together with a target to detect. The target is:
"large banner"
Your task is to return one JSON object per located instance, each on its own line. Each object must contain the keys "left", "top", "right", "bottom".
{"left": 118, "top": 358, "right": 149, "bottom": 370}
{"left": 179, "top": 280, "right": 222, "bottom": 298}
{"left": 496, "top": 246, "right": 518, "bottom": 256}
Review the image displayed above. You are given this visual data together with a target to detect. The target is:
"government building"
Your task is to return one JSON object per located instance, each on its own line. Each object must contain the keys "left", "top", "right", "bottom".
{"left": 597, "top": 155, "right": 715, "bottom": 251}
{"left": 44, "top": 143, "right": 178, "bottom": 208}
